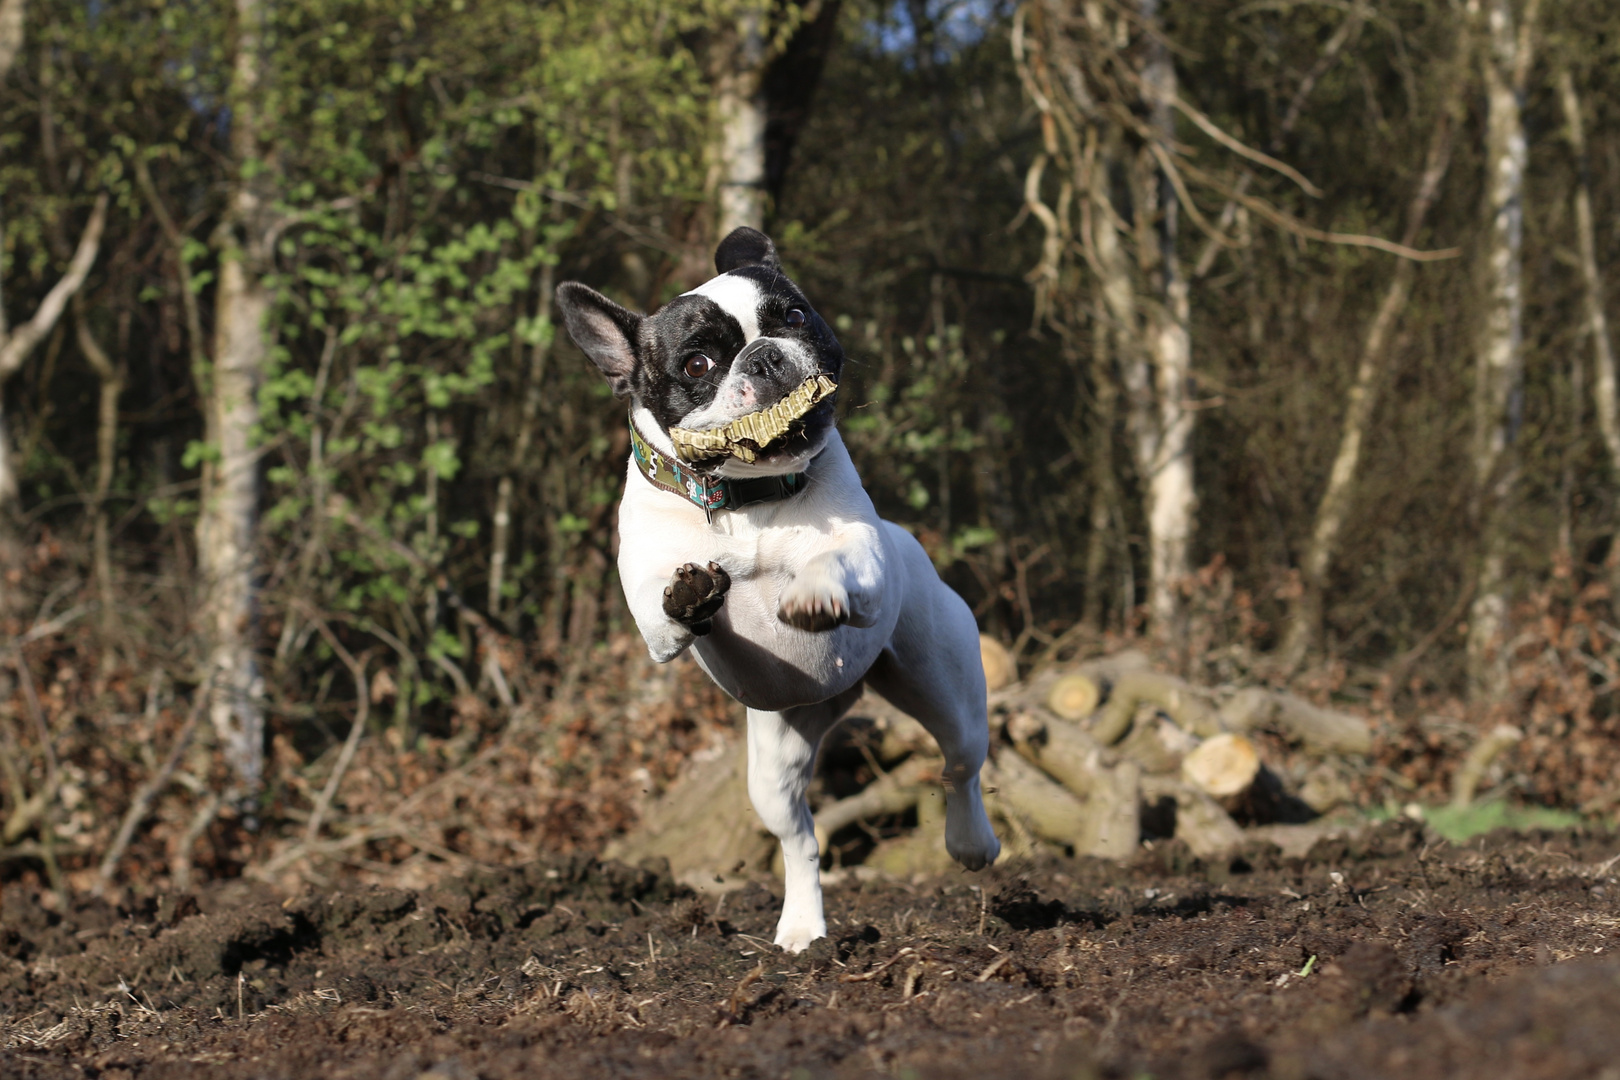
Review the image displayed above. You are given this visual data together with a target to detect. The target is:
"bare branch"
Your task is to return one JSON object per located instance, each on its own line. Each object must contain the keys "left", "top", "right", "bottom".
{"left": 303, "top": 611, "right": 372, "bottom": 846}
{"left": 1148, "top": 141, "right": 1240, "bottom": 249}
{"left": 1183, "top": 160, "right": 1459, "bottom": 261}
{"left": 1169, "top": 93, "right": 1323, "bottom": 197}
{"left": 0, "top": 193, "right": 110, "bottom": 382}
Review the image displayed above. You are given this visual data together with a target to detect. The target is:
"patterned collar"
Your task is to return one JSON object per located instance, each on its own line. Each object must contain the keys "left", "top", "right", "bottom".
{"left": 628, "top": 420, "right": 810, "bottom": 519}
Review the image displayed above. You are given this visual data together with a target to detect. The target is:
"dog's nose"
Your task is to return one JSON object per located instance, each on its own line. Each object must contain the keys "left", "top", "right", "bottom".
{"left": 735, "top": 341, "right": 788, "bottom": 379}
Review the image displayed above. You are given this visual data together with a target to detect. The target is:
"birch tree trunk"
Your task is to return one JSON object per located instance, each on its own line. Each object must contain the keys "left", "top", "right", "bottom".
{"left": 1466, "top": 0, "right": 1538, "bottom": 701}
{"left": 1132, "top": 0, "right": 1196, "bottom": 636}
{"left": 1555, "top": 68, "right": 1620, "bottom": 587}
{"left": 1279, "top": 26, "right": 1469, "bottom": 672}
{"left": 711, "top": 7, "right": 767, "bottom": 238}
{"left": 198, "top": 0, "right": 275, "bottom": 800}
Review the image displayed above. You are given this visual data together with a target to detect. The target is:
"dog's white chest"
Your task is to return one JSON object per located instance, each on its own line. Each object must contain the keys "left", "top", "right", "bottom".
{"left": 615, "top": 433, "right": 898, "bottom": 712}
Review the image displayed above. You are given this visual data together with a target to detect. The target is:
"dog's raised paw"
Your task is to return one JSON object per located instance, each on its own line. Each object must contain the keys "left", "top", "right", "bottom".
{"left": 663, "top": 561, "right": 730, "bottom": 635}
{"left": 776, "top": 568, "right": 852, "bottom": 632}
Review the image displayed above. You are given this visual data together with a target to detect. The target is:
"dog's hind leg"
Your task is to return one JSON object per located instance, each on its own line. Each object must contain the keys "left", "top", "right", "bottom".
{"left": 863, "top": 524, "right": 1001, "bottom": 871}
{"left": 746, "top": 683, "right": 862, "bottom": 953}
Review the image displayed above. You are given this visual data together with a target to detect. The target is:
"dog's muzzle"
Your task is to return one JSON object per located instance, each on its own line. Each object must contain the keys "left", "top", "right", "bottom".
{"left": 669, "top": 374, "right": 837, "bottom": 464}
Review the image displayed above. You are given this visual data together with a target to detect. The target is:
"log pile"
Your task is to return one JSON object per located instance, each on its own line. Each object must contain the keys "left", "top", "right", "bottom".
{"left": 610, "top": 639, "right": 1379, "bottom": 887}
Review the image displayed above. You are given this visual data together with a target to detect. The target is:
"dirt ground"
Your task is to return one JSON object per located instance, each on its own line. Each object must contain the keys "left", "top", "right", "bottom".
{"left": 3, "top": 820, "right": 1618, "bottom": 1080}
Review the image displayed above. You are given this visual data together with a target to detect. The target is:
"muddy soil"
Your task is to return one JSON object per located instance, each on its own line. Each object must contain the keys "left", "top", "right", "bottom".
{"left": 3, "top": 821, "right": 1618, "bottom": 1080}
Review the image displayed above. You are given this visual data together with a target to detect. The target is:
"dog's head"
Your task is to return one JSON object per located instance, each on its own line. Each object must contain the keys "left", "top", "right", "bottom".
{"left": 555, "top": 228, "right": 844, "bottom": 477}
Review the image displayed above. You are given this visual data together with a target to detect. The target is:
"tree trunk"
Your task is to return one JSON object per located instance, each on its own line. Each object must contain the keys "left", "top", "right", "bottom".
{"left": 198, "top": 0, "right": 275, "bottom": 800}
{"left": 711, "top": 8, "right": 768, "bottom": 239}
{"left": 1134, "top": 0, "right": 1195, "bottom": 639}
{"left": 1466, "top": 0, "right": 1538, "bottom": 702}
{"left": 1556, "top": 68, "right": 1620, "bottom": 587}
{"left": 1082, "top": 316, "right": 1119, "bottom": 630}
{"left": 1279, "top": 25, "right": 1468, "bottom": 672}
{"left": 489, "top": 261, "right": 554, "bottom": 616}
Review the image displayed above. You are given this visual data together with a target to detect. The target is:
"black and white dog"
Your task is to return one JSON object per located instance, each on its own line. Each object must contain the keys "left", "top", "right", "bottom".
{"left": 555, "top": 228, "right": 1000, "bottom": 952}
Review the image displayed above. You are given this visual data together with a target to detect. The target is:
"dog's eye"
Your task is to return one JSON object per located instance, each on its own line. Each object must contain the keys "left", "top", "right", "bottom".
{"left": 684, "top": 354, "right": 716, "bottom": 378}
{"left": 784, "top": 308, "right": 807, "bottom": 329}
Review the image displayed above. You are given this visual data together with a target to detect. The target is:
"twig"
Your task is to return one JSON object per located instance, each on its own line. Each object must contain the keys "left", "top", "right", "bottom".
{"left": 13, "top": 654, "right": 59, "bottom": 797}
{"left": 0, "top": 602, "right": 96, "bottom": 657}
{"left": 839, "top": 947, "right": 916, "bottom": 983}
{"left": 172, "top": 790, "right": 221, "bottom": 892}
{"left": 1181, "top": 158, "right": 1460, "bottom": 261}
{"left": 976, "top": 953, "right": 1012, "bottom": 982}
{"left": 303, "top": 615, "right": 373, "bottom": 846}
{"left": 1169, "top": 92, "right": 1322, "bottom": 196}
{"left": 95, "top": 674, "right": 214, "bottom": 893}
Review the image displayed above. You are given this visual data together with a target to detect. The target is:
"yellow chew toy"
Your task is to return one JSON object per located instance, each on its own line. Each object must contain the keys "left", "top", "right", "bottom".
{"left": 669, "top": 374, "right": 837, "bottom": 463}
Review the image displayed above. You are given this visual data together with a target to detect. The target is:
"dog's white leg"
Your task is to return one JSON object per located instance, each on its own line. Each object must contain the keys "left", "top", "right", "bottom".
{"left": 865, "top": 526, "right": 1001, "bottom": 870}
{"left": 745, "top": 692, "right": 856, "bottom": 952}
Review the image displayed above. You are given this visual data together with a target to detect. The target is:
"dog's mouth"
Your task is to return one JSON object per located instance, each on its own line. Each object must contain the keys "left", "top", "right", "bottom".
{"left": 669, "top": 374, "right": 837, "bottom": 465}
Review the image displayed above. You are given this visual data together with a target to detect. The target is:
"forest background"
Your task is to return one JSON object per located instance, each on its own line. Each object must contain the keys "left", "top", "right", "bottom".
{"left": 1, "top": 0, "right": 1617, "bottom": 897}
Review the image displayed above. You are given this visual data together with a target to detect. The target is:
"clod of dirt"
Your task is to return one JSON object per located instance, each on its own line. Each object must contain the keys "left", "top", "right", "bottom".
{"left": 1316, "top": 941, "right": 1414, "bottom": 1017}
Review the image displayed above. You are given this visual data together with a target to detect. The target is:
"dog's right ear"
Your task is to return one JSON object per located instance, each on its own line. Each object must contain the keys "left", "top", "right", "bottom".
{"left": 555, "top": 283, "right": 642, "bottom": 399}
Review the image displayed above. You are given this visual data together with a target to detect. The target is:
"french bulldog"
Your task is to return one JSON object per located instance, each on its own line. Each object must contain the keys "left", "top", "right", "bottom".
{"left": 554, "top": 227, "right": 1000, "bottom": 952}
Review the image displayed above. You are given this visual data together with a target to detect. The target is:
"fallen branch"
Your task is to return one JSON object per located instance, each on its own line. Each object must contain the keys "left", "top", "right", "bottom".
{"left": 814, "top": 756, "right": 939, "bottom": 838}
{"left": 1142, "top": 775, "right": 1246, "bottom": 859}
{"left": 1094, "top": 670, "right": 1224, "bottom": 744}
{"left": 981, "top": 750, "right": 1089, "bottom": 848}
{"left": 1450, "top": 724, "right": 1523, "bottom": 808}
{"left": 1005, "top": 709, "right": 1110, "bottom": 798}
{"left": 1219, "top": 688, "right": 1371, "bottom": 755}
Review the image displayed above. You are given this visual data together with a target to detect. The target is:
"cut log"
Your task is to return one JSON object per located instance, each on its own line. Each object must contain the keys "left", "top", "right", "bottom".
{"left": 1084, "top": 757, "right": 1142, "bottom": 860}
{"left": 866, "top": 778, "right": 954, "bottom": 877}
{"left": 1094, "top": 670, "right": 1224, "bottom": 744}
{"left": 843, "top": 691, "right": 934, "bottom": 761}
{"left": 980, "top": 634, "right": 1016, "bottom": 692}
{"left": 1004, "top": 711, "right": 1140, "bottom": 859}
{"left": 981, "top": 750, "right": 1089, "bottom": 848}
{"left": 1182, "top": 733, "right": 1262, "bottom": 799}
{"left": 1220, "top": 688, "right": 1371, "bottom": 755}
{"left": 604, "top": 741, "right": 774, "bottom": 887}
{"left": 1299, "top": 762, "right": 1355, "bottom": 814}
{"left": 1141, "top": 775, "right": 1246, "bottom": 859}
{"left": 1074, "top": 648, "right": 1153, "bottom": 686}
{"left": 988, "top": 648, "right": 1149, "bottom": 715}
{"left": 1005, "top": 709, "right": 1110, "bottom": 798}
{"left": 1114, "top": 708, "right": 1196, "bottom": 775}
{"left": 1046, "top": 673, "right": 1101, "bottom": 720}
{"left": 813, "top": 756, "right": 937, "bottom": 838}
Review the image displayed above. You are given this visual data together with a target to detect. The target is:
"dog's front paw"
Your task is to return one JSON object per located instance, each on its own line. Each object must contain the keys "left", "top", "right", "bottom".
{"left": 663, "top": 561, "right": 731, "bottom": 636}
{"left": 773, "top": 914, "right": 827, "bottom": 954}
{"left": 777, "top": 567, "right": 852, "bottom": 632}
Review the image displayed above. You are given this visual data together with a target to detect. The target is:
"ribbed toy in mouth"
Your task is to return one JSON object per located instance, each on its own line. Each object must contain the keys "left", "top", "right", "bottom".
{"left": 669, "top": 374, "right": 837, "bottom": 464}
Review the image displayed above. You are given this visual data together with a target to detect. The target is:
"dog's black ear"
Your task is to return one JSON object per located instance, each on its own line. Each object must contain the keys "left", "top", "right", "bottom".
{"left": 555, "top": 283, "right": 642, "bottom": 399}
{"left": 714, "top": 227, "right": 779, "bottom": 274}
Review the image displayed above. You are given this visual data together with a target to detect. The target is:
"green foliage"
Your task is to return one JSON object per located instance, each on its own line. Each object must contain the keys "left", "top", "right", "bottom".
{"left": 1402, "top": 802, "right": 1587, "bottom": 843}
